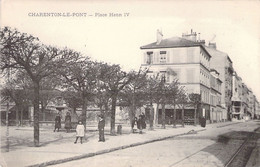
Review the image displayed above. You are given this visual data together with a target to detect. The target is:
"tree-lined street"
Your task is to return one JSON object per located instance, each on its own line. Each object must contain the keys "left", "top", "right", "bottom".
{"left": 50, "top": 121, "right": 260, "bottom": 167}
{"left": 1, "top": 2, "right": 260, "bottom": 166}
{"left": 1, "top": 27, "right": 194, "bottom": 146}
{"left": 1, "top": 120, "right": 259, "bottom": 167}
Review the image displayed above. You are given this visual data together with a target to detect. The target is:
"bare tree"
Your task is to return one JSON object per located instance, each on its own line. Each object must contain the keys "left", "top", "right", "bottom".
{"left": 1, "top": 85, "right": 31, "bottom": 126}
{"left": 99, "top": 63, "right": 133, "bottom": 135}
{"left": 58, "top": 54, "right": 98, "bottom": 127}
{"left": 62, "top": 90, "right": 82, "bottom": 119}
{"left": 119, "top": 68, "right": 148, "bottom": 132}
{"left": 1, "top": 27, "right": 62, "bottom": 146}
{"left": 176, "top": 88, "right": 188, "bottom": 127}
{"left": 189, "top": 93, "right": 201, "bottom": 126}
{"left": 165, "top": 79, "right": 180, "bottom": 128}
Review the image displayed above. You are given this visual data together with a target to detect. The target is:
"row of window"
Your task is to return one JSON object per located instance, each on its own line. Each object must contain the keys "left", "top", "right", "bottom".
{"left": 200, "top": 69, "right": 210, "bottom": 87}
{"left": 147, "top": 68, "right": 195, "bottom": 84}
{"left": 201, "top": 89, "right": 210, "bottom": 104}
{"left": 144, "top": 50, "right": 197, "bottom": 65}
{"left": 210, "top": 76, "right": 221, "bottom": 92}
{"left": 210, "top": 94, "right": 221, "bottom": 106}
{"left": 200, "top": 50, "right": 210, "bottom": 69}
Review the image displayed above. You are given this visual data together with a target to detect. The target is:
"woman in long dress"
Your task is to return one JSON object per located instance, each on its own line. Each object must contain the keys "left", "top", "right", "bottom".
{"left": 64, "top": 112, "right": 72, "bottom": 133}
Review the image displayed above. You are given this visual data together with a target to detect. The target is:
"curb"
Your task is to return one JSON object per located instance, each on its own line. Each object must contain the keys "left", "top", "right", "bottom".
{"left": 216, "top": 122, "right": 242, "bottom": 128}
{"left": 27, "top": 128, "right": 206, "bottom": 167}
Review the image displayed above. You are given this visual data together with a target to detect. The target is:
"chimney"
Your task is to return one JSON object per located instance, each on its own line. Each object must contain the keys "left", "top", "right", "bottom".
{"left": 196, "top": 33, "right": 205, "bottom": 45}
{"left": 156, "top": 29, "right": 163, "bottom": 45}
{"left": 182, "top": 29, "right": 197, "bottom": 42}
{"left": 208, "top": 42, "right": 217, "bottom": 49}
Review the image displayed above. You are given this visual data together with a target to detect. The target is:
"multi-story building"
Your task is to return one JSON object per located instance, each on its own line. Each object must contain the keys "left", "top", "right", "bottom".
{"left": 255, "top": 100, "right": 260, "bottom": 119}
{"left": 248, "top": 88, "right": 255, "bottom": 119}
{"left": 140, "top": 30, "right": 211, "bottom": 124}
{"left": 252, "top": 95, "right": 257, "bottom": 119}
{"left": 242, "top": 83, "right": 250, "bottom": 119}
{"left": 231, "top": 71, "right": 243, "bottom": 120}
{"left": 206, "top": 44, "right": 233, "bottom": 121}
{"left": 210, "top": 69, "right": 223, "bottom": 122}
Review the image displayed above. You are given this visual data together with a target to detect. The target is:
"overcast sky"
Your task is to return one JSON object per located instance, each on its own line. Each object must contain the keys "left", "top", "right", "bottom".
{"left": 1, "top": 0, "right": 260, "bottom": 100}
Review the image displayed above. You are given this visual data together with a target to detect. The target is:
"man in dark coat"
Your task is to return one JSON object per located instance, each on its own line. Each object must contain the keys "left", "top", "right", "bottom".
{"left": 201, "top": 116, "right": 206, "bottom": 128}
{"left": 98, "top": 114, "right": 105, "bottom": 142}
{"left": 54, "top": 114, "right": 61, "bottom": 132}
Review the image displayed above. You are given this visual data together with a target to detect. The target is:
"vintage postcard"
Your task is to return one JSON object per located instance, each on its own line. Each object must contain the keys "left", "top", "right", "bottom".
{"left": 1, "top": 0, "right": 260, "bottom": 167}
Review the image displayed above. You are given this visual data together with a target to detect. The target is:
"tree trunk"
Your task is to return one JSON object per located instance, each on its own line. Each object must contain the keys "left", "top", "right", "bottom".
{"left": 82, "top": 95, "right": 87, "bottom": 128}
{"left": 16, "top": 108, "right": 19, "bottom": 126}
{"left": 33, "top": 81, "right": 40, "bottom": 147}
{"left": 155, "top": 103, "right": 159, "bottom": 125}
{"left": 173, "top": 102, "right": 176, "bottom": 128}
{"left": 194, "top": 105, "right": 197, "bottom": 126}
{"left": 110, "top": 94, "right": 117, "bottom": 135}
{"left": 182, "top": 104, "right": 185, "bottom": 127}
{"left": 149, "top": 106, "right": 154, "bottom": 130}
{"left": 162, "top": 103, "right": 166, "bottom": 129}
{"left": 104, "top": 102, "right": 109, "bottom": 117}
{"left": 21, "top": 109, "right": 23, "bottom": 126}
{"left": 100, "top": 106, "right": 105, "bottom": 115}
{"left": 130, "top": 93, "right": 135, "bottom": 133}
{"left": 72, "top": 107, "right": 79, "bottom": 120}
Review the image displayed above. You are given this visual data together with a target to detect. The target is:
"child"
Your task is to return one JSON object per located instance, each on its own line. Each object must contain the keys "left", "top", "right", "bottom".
{"left": 74, "top": 121, "right": 85, "bottom": 144}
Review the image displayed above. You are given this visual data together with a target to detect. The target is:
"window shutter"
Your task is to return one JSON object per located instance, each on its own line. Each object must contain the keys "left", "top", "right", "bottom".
{"left": 167, "top": 51, "right": 170, "bottom": 63}
{"left": 156, "top": 52, "right": 160, "bottom": 63}
{"left": 143, "top": 52, "right": 147, "bottom": 64}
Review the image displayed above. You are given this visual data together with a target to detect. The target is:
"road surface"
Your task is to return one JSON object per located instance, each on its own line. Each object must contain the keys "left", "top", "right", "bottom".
{"left": 51, "top": 120, "right": 260, "bottom": 167}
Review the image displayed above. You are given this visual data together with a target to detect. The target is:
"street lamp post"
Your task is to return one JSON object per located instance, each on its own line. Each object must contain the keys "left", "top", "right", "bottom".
{"left": 5, "top": 50, "right": 11, "bottom": 152}
{"left": 6, "top": 100, "right": 10, "bottom": 152}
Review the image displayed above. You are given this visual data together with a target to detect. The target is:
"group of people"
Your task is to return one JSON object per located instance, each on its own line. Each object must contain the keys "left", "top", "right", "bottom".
{"left": 54, "top": 112, "right": 72, "bottom": 133}
{"left": 74, "top": 114, "right": 105, "bottom": 144}
{"left": 131, "top": 113, "right": 146, "bottom": 134}
{"left": 53, "top": 112, "right": 105, "bottom": 144}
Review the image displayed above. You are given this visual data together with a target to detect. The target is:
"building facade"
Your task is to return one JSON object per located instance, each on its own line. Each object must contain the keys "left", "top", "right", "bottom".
{"left": 231, "top": 71, "right": 243, "bottom": 120}
{"left": 241, "top": 83, "right": 250, "bottom": 119}
{"left": 140, "top": 30, "right": 211, "bottom": 124}
{"left": 248, "top": 89, "right": 255, "bottom": 118}
{"left": 206, "top": 46, "right": 233, "bottom": 121}
{"left": 210, "top": 69, "right": 223, "bottom": 122}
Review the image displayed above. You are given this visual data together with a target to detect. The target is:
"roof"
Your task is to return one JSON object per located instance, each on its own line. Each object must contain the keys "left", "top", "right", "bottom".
{"left": 205, "top": 46, "right": 233, "bottom": 63}
{"left": 140, "top": 37, "right": 201, "bottom": 49}
{"left": 140, "top": 36, "right": 211, "bottom": 57}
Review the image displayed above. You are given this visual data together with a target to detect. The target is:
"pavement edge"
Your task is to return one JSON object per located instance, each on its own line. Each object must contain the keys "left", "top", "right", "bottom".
{"left": 27, "top": 129, "right": 206, "bottom": 167}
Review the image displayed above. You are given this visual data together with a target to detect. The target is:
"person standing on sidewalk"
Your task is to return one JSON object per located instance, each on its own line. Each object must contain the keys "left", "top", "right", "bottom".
{"left": 141, "top": 112, "right": 146, "bottom": 129}
{"left": 98, "top": 114, "right": 105, "bottom": 142}
{"left": 54, "top": 114, "right": 61, "bottom": 132}
{"left": 201, "top": 116, "right": 206, "bottom": 128}
{"left": 64, "top": 112, "right": 72, "bottom": 133}
{"left": 137, "top": 115, "right": 143, "bottom": 134}
{"left": 131, "top": 117, "right": 138, "bottom": 133}
{"left": 74, "top": 121, "right": 85, "bottom": 144}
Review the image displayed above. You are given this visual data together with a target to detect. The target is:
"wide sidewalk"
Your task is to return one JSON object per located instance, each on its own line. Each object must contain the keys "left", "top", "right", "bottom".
{"left": 0, "top": 121, "right": 241, "bottom": 167}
